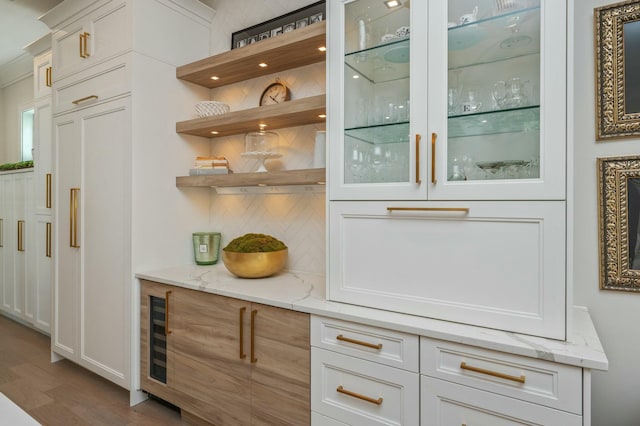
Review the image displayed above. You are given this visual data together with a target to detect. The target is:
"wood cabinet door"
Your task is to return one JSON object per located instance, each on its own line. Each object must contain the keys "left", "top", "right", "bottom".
{"left": 250, "top": 303, "right": 310, "bottom": 426}
{"left": 169, "top": 287, "right": 252, "bottom": 425}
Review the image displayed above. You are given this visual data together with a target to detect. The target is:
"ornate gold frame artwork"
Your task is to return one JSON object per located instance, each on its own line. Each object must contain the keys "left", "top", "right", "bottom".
{"left": 598, "top": 156, "right": 640, "bottom": 291}
{"left": 594, "top": 1, "right": 640, "bottom": 140}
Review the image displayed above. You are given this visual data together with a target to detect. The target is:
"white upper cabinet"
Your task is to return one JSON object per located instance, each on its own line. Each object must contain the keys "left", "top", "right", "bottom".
{"left": 329, "top": 0, "right": 566, "bottom": 201}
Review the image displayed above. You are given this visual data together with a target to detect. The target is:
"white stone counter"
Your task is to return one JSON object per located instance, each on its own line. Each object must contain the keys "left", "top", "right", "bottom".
{"left": 136, "top": 264, "right": 608, "bottom": 371}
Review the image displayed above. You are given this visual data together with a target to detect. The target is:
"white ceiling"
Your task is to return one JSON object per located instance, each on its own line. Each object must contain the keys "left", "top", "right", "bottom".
{"left": 0, "top": 0, "right": 63, "bottom": 67}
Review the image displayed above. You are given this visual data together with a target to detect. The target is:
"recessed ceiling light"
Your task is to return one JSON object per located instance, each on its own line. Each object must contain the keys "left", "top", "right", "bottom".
{"left": 318, "top": 46, "right": 326, "bottom": 52}
{"left": 353, "top": 75, "right": 360, "bottom": 79}
{"left": 318, "top": 114, "right": 326, "bottom": 118}
{"left": 258, "top": 183, "right": 268, "bottom": 187}
{"left": 210, "top": 76, "right": 219, "bottom": 80}
{"left": 210, "top": 131, "right": 219, "bottom": 134}
{"left": 258, "top": 63, "right": 268, "bottom": 68}
{"left": 384, "top": 0, "right": 401, "bottom": 8}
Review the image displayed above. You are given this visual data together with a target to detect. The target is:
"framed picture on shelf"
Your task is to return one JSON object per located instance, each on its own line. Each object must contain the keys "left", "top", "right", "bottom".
{"left": 598, "top": 155, "right": 640, "bottom": 292}
{"left": 594, "top": 0, "right": 640, "bottom": 140}
{"left": 231, "top": 0, "right": 325, "bottom": 49}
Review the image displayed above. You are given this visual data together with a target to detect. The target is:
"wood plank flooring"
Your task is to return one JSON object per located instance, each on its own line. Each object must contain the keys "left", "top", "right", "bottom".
{"left": 0, "top": 315, "right": 187, "bottom": 425}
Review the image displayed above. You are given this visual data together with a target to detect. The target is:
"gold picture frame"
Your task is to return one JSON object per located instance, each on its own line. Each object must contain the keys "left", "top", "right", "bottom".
{"left": 598, "top": 155, "right": 640, "bottom": 291}
{"left": 594, "top": 1, "right": 640, "bottom": 140}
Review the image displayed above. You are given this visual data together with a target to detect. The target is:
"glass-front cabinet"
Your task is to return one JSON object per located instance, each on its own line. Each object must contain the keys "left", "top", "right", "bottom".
{"left": 329, "top": 0, "right": 566, "bottom": 201}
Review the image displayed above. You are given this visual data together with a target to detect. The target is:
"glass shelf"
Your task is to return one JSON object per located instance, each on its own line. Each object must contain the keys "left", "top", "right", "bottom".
{"left": 449, "top": 6, "right": 540, "bottom": 70}
{"left": 448, "top": 105, "right": 539, "bottom": 138}
{"left": 345, "top": 122, "right": 410, "bottom": 145}
{"left": 345, "top": 37, "right": 410, "bottom": 83}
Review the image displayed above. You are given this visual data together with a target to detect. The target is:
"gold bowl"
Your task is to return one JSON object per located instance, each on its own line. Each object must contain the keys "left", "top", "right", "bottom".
{"left": 222, "top": 249, "right": 288, "bottom": 278}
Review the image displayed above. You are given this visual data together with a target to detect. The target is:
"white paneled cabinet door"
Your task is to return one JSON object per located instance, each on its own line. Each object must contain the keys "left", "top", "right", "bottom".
{"left": 0, "top": 175, "right": 10, "bottom": 313}
{"left": 33, "top": 216, "right": 52, "bottom": 333}
{"left": 53, "top": 96, "right": 131, "bottom": 388}
{"left": 34, "top": 51, "right": 52, "bottom": 99}
{"left": 53, "top": 113, "right": 80, "bottom": 358}
{"left": 34, "top": 98, "right": 53, "bottom": 214}
{"left": 329, "top": 200, "right": 566, "bottom": 339}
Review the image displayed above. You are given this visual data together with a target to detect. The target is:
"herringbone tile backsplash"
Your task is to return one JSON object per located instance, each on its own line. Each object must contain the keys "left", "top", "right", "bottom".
{"left": 202, "top": 1, "right": 328, "bottom": 274}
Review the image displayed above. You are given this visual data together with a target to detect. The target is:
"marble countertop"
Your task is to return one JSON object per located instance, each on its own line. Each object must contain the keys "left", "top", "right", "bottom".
{"left": 136, "top": 264, "right": 609, "bottom": 371}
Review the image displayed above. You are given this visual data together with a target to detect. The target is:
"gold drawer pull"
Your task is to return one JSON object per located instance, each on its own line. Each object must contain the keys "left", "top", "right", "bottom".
{"left": 69, "top": 188, "right": 80, "bottom": 248}
{"left": 46, "top": 173, "right": 52, "bottom": 208}
{"left": 460, "top": 361, "right": 526, "bottom": 384}
{"left": 165, "top": 290, "right": 172, "bottom": 335}
{"left": 387, "top": 207, "right": 469, "bottom": 213}
{"left": 17, "top": 220, "right": 24, "bottom": 252}
{"left": 239, "top": 307, "right": 246, "bottom": 359}
{"left": 336, "top": 334, "right": 382, "bottom": 350}
{"left": 415, "top": 134, "right": 421, "bottom": 184}
{"left": 46, "top": 222, "right": 52, "bottom": 258}
{"left": 250, "top": 309, "right": 258, "bottom": 363}
{"left": 336, "top": 386, "right": 383, "bottom": 405}
{"left": 72, "top": 95, "right": 98, "bottom": 105}
{"left": 431, "top": 132, "right": 437, "bottom": 184}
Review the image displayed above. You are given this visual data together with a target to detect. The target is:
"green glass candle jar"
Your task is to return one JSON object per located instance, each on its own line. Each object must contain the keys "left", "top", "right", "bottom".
{"left": 192, "top": 232, "right": 221, "bottom": 265}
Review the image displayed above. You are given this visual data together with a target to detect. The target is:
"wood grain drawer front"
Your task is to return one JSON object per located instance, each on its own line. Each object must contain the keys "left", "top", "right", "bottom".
{"left": 311, "top": 316, "right": 419, "bottom": 372}
{"left": 312, "top": 348, "right": 419, "bottom": 425}
{"left": 421, "top": 376, "right": 582, "bottom": 426}
{"left": 421, "top": 338, "right": 582, "bottom": 414}
{"left": 53, "top": 55, "right": 130, "bottom": 115}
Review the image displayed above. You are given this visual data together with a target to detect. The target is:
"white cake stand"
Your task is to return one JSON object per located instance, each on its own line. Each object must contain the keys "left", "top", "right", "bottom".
{"left": 241, "top": 151, "right": 282, "bottom": 172}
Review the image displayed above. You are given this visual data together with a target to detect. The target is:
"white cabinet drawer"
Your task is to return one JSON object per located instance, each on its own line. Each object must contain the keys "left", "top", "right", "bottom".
{"left": 311, "top": 316, "right": 419, "bottom": 372}
{"left": 312, "top": 412, "right": 348, "bottom": 426}
{"left": 312, "top": 348, "right": 419, "bottom": 426}
{"left": 328, "top": 200, "right": 566, "bottom": 340}
{"left": 53, "top": 55, "right": 130, "bottom": 115}
{"left": 421, "top": 376, "right": 581, "bottom": 426}
{"left": 421, "top": 338, "right": 582, "bottom": 414}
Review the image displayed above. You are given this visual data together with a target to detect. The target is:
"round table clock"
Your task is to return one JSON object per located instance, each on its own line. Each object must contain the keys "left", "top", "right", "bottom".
{"left": 259, "top": 80, "right": 291, "bottom": 106}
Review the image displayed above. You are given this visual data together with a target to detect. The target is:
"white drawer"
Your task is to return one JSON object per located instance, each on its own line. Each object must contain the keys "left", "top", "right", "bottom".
{"left": 311, "top": 412, "right": 348, "bottom": 426}
{"left": 311, "top": 316, "right": 419, "bottom": 372}
{"left": 421, "top": 338, "right": 582, "bottom": 414}
{"left": 421, "top": 376, "right": 582, "bottom": 426}
{"left": 312, "top": 348, "right": 419, "bottom": 426}
{"left": 53, "top": 54, "right": 130, "bottom": 115}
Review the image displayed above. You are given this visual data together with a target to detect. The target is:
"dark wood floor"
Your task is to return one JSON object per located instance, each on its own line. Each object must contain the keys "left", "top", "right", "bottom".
{"left": 0, "top": 315, "right": 187, "bottom": 425}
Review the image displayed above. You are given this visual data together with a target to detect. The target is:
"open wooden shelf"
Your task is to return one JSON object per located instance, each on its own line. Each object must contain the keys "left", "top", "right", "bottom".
{"left": 176, "top": 168, "right": 325, "bottom": 188}
{"left": 177, "top": 21, "right": 326, "bottom": 88}
{"left": 176, "top": 95, "right": 326, "bottom": 138}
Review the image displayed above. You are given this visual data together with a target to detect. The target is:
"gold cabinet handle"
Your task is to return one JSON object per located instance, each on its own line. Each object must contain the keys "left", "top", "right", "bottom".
{"left": 46, "top": 173, "right": 52, "bottom": 208}
{"left": 336, "top": 386, "right": 383, "bottom": 405}
{"left": 46, "top": 66, "right": 52, "bottom": 87}
{"left": 72, "top": 95, "right": 98, "bottom": 105}
{"left": 0, "top": 218, "right": 3, "bottom": 248}
{"left": 79, "top": 32, "right": 91, "bottom": 58}
{"left": 250, "top": 309, "right": 258, "bottom": 363}
{"left": 165, "top": 291, "right": 172, "bottom": 335}
{"left": 17, "top": 220, "right": 24, "bottom": 252}
{"left": 46, "top": 222, "right": 52, "bottom": 258}
{"left": 69, "top": 188, "right": 80, "bottom": 248}
{"left": 239, "top": 307, "right": 247, "bottom": 359}
{"left": 415, "top": 134, "right": 422, "bottom": 184}
{"left": 431, "top": 132, "right": 437, "bottom": 184}
{"left": 387, "top": 207, "right": 469, "bottom": 213}
{"left": 460, "top": 361, "right": 526, "bottom": 384}
{"left": 336, "top": 334, "right": 382, "bottom": 350}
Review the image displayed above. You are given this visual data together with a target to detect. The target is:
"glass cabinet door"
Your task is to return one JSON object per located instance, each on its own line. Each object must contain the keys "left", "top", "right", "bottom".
{"left": 428, "top": 0, "right": 566, "bottom": 200}
{"left": 329, "top": 0, "right": 427, "bottom": 200}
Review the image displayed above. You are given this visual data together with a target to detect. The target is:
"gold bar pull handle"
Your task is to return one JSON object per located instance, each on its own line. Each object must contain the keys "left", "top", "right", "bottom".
{"left": 46, "top": 173, "right": 52, "bottom": 208}
{"left": 46, "top": 222, "right": 52, "bottom": 258}
{"left": 239, "top": 307, "right": 247, "bottom": 359}
{"left": 0, "top": 218, "right": 3, "bottom": 248}
{"left": 82, "top": 32, "right": 90, "bottom": 57}
{"left": 415, "top": 134, "right": 421, "bottom": 184}
{"left": 69, "top": 188, "right": 80, "bottom": 248}
{"left": 250, "top": 309, "right": 258, "bottom": 363}
{"left": 460, "top": 361, "right": 526, "bottom": 384}
{"left": 431, "top": 132, "right": 437, "bottom": 184}
{"left": 336, "top": 334, "right": 382, "bottom": 350}
{"left": 336, "top": 386, "right": 383, "bottom": 405}
{"left": 165, "top": 291, "right": 172, "bottom": 335}
{"left": 387, "top": 207, "right": 469, "bottom": 213}
{"left": 46, "top": 67, "right": 52, "bottom": 87}
{"left": 72, "top": 95, "right": 98, "bottom": 105}
{"left": 79, "top": 33, "right": 84, "bottom": 58}
{"left": 17, "top": 220, "right": 24, "bottom": 252}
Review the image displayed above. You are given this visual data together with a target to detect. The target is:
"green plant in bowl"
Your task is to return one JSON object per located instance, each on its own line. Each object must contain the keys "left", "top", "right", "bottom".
{"left": 222, "top": 233, "right": 288, "bottom": 278}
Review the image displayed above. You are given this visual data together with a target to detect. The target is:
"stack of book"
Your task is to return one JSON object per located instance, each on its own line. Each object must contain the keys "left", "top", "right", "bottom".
{"left": 189, "top": 156, "right": 231, "bottom": 175}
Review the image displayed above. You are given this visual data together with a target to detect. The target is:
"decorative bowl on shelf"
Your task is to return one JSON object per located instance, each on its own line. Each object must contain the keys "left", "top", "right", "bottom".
{"left": 194, "top": 101, "right": 230, "bottom": 117}
{"left": 222, "top": 233, "right": 288, "bottom": 278}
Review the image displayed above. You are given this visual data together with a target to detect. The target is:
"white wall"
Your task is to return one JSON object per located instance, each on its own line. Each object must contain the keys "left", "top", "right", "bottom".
{"left": 573, "top": 2, "right": 640, "bottom": 425}
{"left": 1, "top": 76, "right": 33, "bottom": 164}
